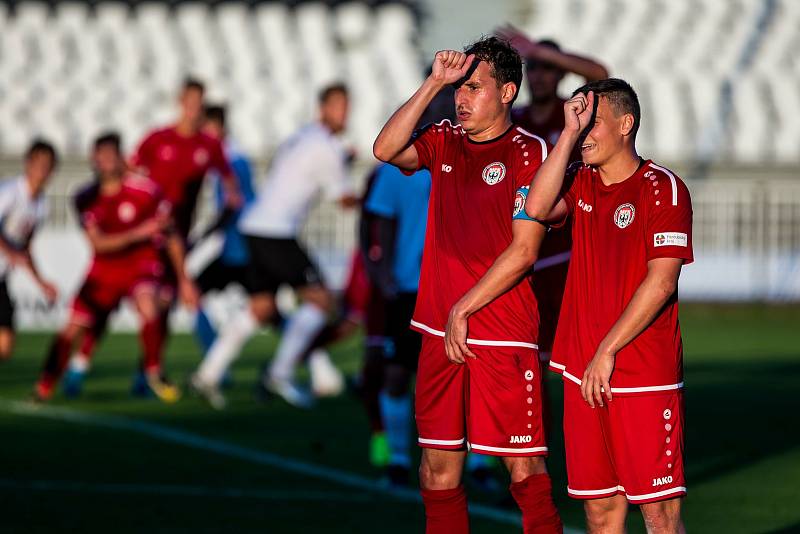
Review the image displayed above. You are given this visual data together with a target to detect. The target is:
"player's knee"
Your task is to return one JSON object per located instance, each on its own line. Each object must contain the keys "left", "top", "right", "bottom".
{"left": 249, "top": 295, "right": 275, "bottom": 324}
{"left": 301, "top": 286, "right": 333, "bottom": 313}
{"left": 584, "top": 497, "right": 626, "bottom": 531}
{"left": 419, "top": 451, "right": 463, "bottom": 490}
{"left": 502, "top": 456, "right": 547, "bottom": 483}
{"left": 640, "top": 499, "right": 682, "bottom": 533}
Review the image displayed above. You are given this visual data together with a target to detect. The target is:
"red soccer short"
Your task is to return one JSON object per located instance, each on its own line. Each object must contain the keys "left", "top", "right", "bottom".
{"left": 71, "top": 269, "right": 159, "bottom": 328}
{"left": 563, "top": 383, "right": 686, "bottom": 504}
{"left": 415, "top": 335, "right": 548, "bottom": 457}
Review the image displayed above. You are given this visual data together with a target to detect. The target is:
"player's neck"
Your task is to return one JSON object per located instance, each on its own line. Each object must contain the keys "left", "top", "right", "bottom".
{"left": 597, "top": 148, "right": 641, "bottom": 186}
{"left": 24, "top": 175, "right": 43, "bottom": 198}
{"left": 99, "top": 175, "right": 124, "bottom": 195}
{"left": 174, "top": 119, "right": 199, "bottom": 137}
{"left": 467, "top": 116, "right": 513, "bottom": 143}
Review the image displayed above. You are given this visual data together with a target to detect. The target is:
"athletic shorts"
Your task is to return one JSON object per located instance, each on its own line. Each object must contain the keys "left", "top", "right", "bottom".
{"left": 415, "top": 335, "right": 547, "bottom": 457}
{"left": 383, "top": 292, "right": 420, "bottom": 371}
{"left": 564, "top": 383, "right": 686, "bottom": 504}
{"left": 244, "top": 236, "right": 324, "bottom": 295}
{"left": 0, "top": 279, "right": 14, "bottom": 328}
{"left": 71, "top": 272, "right": 158, "bottom": 328}
{"left": 196, "top": 256, "right": 251, "bottom": 294}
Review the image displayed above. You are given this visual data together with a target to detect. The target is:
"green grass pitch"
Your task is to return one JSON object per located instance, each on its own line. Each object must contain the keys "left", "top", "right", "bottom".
{"left": 0, "top": 303, "right": 798, "bottom": 533}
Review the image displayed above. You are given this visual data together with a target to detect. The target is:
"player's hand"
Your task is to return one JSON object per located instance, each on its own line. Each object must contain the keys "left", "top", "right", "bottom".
{"left": 40, "top": 281, "right": 58, "bottom": 305}
{"left": 178, "top": 277, "right": 200, "bottom": 310}
{"left": 133, "top": 217, "right": 168, "bottom": 242}
{"left": 7, "top": 250, "right": 28, "bottom": 267}
{"left": 223, "top": 187, "right": 243, "bottom": 211}
{"left": 495, "top": 24, "right": 537, "bottom": 57}
{"left": 444, "top": 304, "right": 477, "bottom": 364}
{"left": 430, "top": 50, "right": 476, "bottom": 86}
{"left": 581, "top": 346, "right": 615, "bottom": 408}
{"left": 563, "top": 90, "right": 595, "bottom": 135}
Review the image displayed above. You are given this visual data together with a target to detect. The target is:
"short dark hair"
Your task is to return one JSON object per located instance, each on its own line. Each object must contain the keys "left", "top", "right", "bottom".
{"left": 319, "top": 83, "right": 348, "bottom": 104}
{"left": 573, "top": 78, "right": 641, "bottom": 137}
{"left": 464, "top": 36, "right": 523, "bottom": 104}
{"left": 204, "top": 104, "right": 226, "bottom": 128}
{"left": 93, "top": 132, "right": 122, "bottom": 152}
{"left": 25, "top": 138, "right": 58, "bottom": 167}
{"left": 183, "top": 77, "right": 205, "bottom": 94}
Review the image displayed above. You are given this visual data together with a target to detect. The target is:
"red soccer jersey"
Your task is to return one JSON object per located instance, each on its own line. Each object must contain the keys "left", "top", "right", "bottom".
{"left": 75, "top": 175, "right": 169, "bottom": 281}
{"left": 407, "top": 120, "right": 547, "bottom": 348}
{"left": 550, "top": 160, "right": 694, "bottom": 393}
{"left": 132, "top": 126, "right": 231, "bottom": 238}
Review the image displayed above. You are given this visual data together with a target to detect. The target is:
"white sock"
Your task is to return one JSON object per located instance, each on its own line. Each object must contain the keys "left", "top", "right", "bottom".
{"left": 269, "top": 303, "right": 326, "bottom": 382}
{"left": 197, "top": 309, "right": 258, "bottom": 386}
{"left": 68, "top": 353, "right": 91, "bottom": 373}
{"left": 379, "top": 391, "right": 412, "bottom": 467}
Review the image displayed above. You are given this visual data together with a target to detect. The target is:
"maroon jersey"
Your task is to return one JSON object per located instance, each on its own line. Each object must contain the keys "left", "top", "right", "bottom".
{"left": 406, "top": 120, "right": 547, "bottom": 348}
{"left": 75, "top": 175, "right": 169, "bottom": 281}
{"left": 132, "top": 126, "right": 231, "bottom": 238}
{"left": 550, "top": 160, "right": 694, "bottom": 393}
{"left": 512, "top": 99, "right": 567, "bottom": 147}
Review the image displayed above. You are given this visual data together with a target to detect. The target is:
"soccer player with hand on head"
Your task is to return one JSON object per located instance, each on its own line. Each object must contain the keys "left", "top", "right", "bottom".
{"left": 450, "top": 79, "right": 693, "bottom": 533}
{"left": 374, "top": 37, "right": 562, "bottom": 533}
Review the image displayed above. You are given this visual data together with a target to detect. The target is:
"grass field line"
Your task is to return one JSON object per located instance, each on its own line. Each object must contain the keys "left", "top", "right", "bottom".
{"left": 0, "top": 399, "right": 582, "bottom": 533}
{"left": 0, "top": 478, "right": 381, "bottom": 503}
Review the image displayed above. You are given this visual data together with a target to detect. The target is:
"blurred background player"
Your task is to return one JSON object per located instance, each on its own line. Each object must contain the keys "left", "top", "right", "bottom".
{"left": 70, "top": 79, "right": 240, "bottom": 397}
{"left": 34, "top": 133, "right": 198, "bottom": 402}
{"left": 0, "top": 140, "right": 59, "bottom": 360}
{"left": 191, "top": 83, "right": 357, "bottom": 409}
{"left": 191, "top": 104, "right": 256, "bottom": 355}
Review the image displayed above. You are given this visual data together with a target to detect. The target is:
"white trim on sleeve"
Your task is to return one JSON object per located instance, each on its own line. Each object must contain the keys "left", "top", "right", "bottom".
{"left": 648, "top": 162, "right": 678, "bottom": 206}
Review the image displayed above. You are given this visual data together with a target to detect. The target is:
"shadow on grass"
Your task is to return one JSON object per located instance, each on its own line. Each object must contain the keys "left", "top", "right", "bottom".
{"left": 684, "top": 355, "right": 800, "bottom": 486}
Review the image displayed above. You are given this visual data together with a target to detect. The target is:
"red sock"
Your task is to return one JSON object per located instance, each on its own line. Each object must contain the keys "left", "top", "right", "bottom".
{"left": 37, "top": 334, "right": 73, "bottom": 395}
{"left": 140, "top": 319, "right": 164, "bottom": 374}
{"left": 510, "top": 474, "right": 563, "bottom": 534}
{"left": 420, "top": 486, "right": 469, "bottom": 534}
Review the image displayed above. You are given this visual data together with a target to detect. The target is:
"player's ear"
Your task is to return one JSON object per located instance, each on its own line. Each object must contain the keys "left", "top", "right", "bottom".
{"left": 500, "top": 82, "right": 517, "bottom": 105}
{"left": 620, "top": 113, "right": 635, "bottom": 137}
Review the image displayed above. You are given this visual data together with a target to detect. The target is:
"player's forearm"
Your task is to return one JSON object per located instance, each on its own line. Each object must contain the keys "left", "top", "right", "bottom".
{"left": 598, "top": 270, "right": 678, "bottom": 356}
{"left": 452, "top": 238, "right": 542, "bottom": 319}
{"left": 525, "top": 128, "right": 579, "bottom": 220}
{"left": 165, "top": 234, "right": 190, "bottom": 282}
{"left": 89, "top": 231, "right": 140, "bottom": 254}
{"left": 373, "top": 77, "right": 445, "bottom": 162}
{"left": 533, "top": 47, "right": 609, "bottom": 81}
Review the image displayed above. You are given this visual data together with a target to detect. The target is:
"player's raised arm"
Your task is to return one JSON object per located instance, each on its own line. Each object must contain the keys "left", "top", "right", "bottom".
{"left": 525, "top": 90, "right": 595, "bottom": 222}
{"left": 373, "top": 50, "right": 474, "bottom": 171}
{"left": 497, "top": 25, "right": 609, "bottom": 81}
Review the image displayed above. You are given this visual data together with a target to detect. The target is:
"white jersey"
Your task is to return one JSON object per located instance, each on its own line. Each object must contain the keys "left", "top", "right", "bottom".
{"left": 0, "top": 176, "right": 47, "bottom": 278}
{"left": 239, "top": 123, "right": 352, "bottom": 238}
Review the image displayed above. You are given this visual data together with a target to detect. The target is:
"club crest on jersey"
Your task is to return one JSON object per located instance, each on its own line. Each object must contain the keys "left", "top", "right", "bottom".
{"left": 118, "top": 201, "right": 137, "bottom": 223}
{"left": 513, "top": 188, "right": 528, "bottom": 216}
{"left": 194, "top": 148, "right": 209, "bottom": 166}
{"left": 158, "top": 146, "right": 176, "bottom": 161}
{"left": 482, "top": 162, "right": 506, "bottom": 185}
{"left": 613, "top": 203, "right": 635, "bottom": 228}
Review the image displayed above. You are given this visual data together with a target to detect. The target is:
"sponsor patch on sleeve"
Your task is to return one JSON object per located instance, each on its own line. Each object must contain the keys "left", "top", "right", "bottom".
{"left": 654, "top": 232, "right": 688, "bottom": 247}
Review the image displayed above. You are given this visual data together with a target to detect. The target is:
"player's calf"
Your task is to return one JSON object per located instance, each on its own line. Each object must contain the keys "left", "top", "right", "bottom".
{"left": 640, "top": 498, "right": 684, "bottom": 534}
{"left": 584, "top": 495, "right": 628, "bottom": 534}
